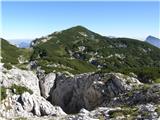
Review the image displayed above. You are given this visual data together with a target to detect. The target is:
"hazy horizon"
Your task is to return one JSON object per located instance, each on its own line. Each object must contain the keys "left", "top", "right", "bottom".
{"left": 1, "top": 1, "right": 159, "bottom": 41}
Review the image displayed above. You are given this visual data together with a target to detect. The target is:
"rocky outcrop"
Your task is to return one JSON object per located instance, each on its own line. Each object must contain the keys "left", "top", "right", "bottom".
{"left": 1, "top": 66, "right": 40, "bottom": 95}
{"left": 106, "top": 84, "right": 160, "bottom": 107}
{"left": 65, "top": 107, "right": 121, "bottom": 120}
{"left": 66, "top": 104, "right": 160, "bottom": 120}
{"left": 0, "top": 65, "right": 66, "bottom": 119}
{"left": 128, "top": 84, "right": 160, "bottom": 105}
{"left": 50, "top": 72, "right": 141, "bottom": 113}
{"left": 0, "top": 92, "right": 66, "bottom": 119}
{"left": 39, "top": 73, "right": 56, "bottom": 99}
{"left": 100, "top": 73, "right": 142, "bottom": 97}
{"left": 137, "top": 104, "right": 159, "bottom": 120}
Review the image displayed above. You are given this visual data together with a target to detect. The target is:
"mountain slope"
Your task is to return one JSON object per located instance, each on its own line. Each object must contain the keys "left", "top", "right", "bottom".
{"left": 1, "top": 38, "right": 22, "bottom": 64}
{"left": 30, "top": 26, "right": 160, "bottom": 79}
{"left": 1, "top": 38, "right": 32, "bottom": 69}
{"left": 146, "top": 35, "right": 160, "bottom": 48}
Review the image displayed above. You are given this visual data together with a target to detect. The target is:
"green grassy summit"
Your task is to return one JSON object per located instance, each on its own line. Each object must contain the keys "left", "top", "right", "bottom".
{"left": 30, "top": 26, "right": 160, "bottom": 81}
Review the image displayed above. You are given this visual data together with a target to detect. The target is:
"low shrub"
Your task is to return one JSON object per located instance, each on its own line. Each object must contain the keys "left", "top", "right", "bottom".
{"left": 10, "top": 84, "right": 33, "bottom": 95}
{"left": 0, "top": 87, "right": 7, "bottom": 100}
{"left": 3, "top": 63, "right": 12, "bottom": 70}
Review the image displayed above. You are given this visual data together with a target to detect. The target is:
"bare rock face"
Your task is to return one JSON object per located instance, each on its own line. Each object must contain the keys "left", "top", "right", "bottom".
{"left": 50, "top": 72, "right": 141, "bottom": 113}
{"left": 50, "top": 73, "right": 101, "bottom": 113}
{"left": 21, "top": 92, "right": 34, "bottom": 112}
{"left": 0, "top": 92, "right": 66, "bottom": 119}
{"left": 101, "top": 73, "right": 142, "bottom": 97}
{"left": 1, "top": 67, "right": 40, "bottom": 95}
{"left": 39, "top": 73, "right": 56, "bottom": 99}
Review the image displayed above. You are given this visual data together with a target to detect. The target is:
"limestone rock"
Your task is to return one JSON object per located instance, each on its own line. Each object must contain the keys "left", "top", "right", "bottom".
{"left": 101, "top": 83, "right": 160, "bottom": 110}
{"left": 39, "top": 73, "right": 56, "bottom": 99}
{"left": 137, "top": 104, "right": 159, "bottom": 120}
{"left": 0, "top": 92, "right": 66, "bottom": 119}
{"left": 66, "top": 107, "right": 121, "bottom": 120}
{"left": 21, "top": 92, "right": 34, "bottom": 112}
{"left": 50, "top": 72, "right": 141, "bottom": 113}
{"left": 102, "top": 73, "right": 142, "bottom": 97}
{"left": 1, "top": 67, "right": 40, "bottom": 95}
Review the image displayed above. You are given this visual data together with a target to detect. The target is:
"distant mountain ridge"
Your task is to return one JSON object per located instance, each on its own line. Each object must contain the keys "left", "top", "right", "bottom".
{"left": 146, "top": 36, "right": 160, "bottom": 48}
{"left": 9, "top": 39, "right": 32, "bottom": 48}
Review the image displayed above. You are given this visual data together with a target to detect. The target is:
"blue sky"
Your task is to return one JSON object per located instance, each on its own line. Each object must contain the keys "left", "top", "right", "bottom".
{"left": 1, "top": 1, "right": 160, "bottom": 41}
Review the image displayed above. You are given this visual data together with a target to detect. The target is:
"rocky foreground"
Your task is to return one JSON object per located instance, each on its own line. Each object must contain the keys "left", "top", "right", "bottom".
{"left": 0, "top": 64, "right": 160, "bottom": 120}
